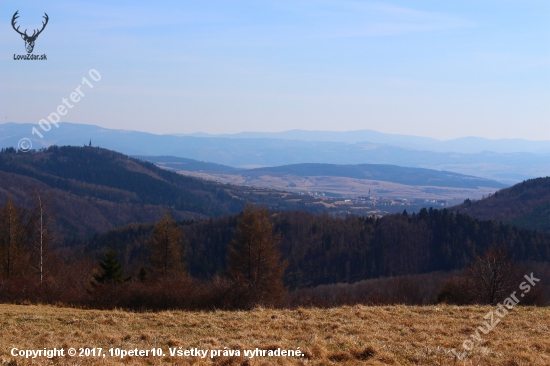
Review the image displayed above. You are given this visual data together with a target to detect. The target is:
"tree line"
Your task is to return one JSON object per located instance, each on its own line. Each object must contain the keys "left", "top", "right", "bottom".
{"left": 1, "top": 191, "right": 548, "bottom": 310}
{"left": 0, "top": 196, "right": 287, "bottom": 309}
{"left": 0, "top": 190, "right": 55, "bottom": 283}
{"left": 81, "top": 207, "right": 550, "bottom": 289}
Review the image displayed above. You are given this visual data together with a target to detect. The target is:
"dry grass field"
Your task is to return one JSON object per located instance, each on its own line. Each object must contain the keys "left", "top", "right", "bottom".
{"left": 173, "top": 170, "right": 497, "bottom": 201}
{"left": 0, "top": 304, "right": 548, "bottom": 365}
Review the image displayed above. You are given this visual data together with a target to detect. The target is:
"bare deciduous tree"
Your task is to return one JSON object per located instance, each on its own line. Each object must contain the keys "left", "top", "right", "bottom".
{"left": 226, "top": 203, "right": 287, "bottom": 308}
{"left": 439, "top": 249, "right": 523, "bottom": 305}
{"left": 30, "top": 189, "right": 56, "bottom": 285}
{"left": 147, "top": 208, "right": 186, "bottom": 278}
{"left": 0, "top": 198, "right": 29, "bottom": 279}
{"left": 466, "top": 250, "right": 521, "bottom": 304}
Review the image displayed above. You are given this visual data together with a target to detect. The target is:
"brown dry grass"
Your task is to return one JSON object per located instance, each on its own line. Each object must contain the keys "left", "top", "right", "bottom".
{"left": 175, "top": 170, "right": 497, "bottom": 201}
{"left": 0, "top": 304, "right": 548, "bottom": 365}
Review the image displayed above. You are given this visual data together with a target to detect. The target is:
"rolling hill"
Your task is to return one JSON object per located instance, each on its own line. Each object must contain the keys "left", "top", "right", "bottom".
{"left": 0, "top": 146, "right": 249, "bottom": 238}
{"left": 452, "top": 177, "right": 550, "bottom": 231}
{"left": 244, "top": 163, "right": 506, "bottom": 189}
{"left": 138, "top": 156, "right": 507, "bottom": 202}
{"left": 132, "top": 155, "right": 239, "bottom": 174}
{"left": 2, "top": 146, "right": 393, "bottom": 238}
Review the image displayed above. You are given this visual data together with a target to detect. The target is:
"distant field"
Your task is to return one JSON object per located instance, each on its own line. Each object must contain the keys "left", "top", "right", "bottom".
{"left": 1, "top": 304, "right": 548, "bottom": 365}
{"left": 174, "top": 170, "right": 500, "bottom": 201}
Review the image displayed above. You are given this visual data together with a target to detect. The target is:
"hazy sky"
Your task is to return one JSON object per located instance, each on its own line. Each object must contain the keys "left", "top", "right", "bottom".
{"left": 1, "top": 1, "right": 549, "bottom": 140}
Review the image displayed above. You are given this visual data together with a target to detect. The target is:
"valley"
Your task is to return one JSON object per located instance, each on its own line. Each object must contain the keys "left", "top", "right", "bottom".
{"left": 170, "top": 168, "right": 498, "bottom": 203}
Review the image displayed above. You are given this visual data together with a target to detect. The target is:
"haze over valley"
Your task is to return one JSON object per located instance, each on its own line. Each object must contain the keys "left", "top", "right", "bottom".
{"left": 2, "top": 122, "right": 549, "bottom": 186}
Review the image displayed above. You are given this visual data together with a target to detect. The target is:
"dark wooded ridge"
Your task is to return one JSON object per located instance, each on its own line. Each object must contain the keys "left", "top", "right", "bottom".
{"left": 452, "top": 176, "right": 550, "bottom": 231}
{"left": 81, "top": 208, "right": 550, "bottom": 289}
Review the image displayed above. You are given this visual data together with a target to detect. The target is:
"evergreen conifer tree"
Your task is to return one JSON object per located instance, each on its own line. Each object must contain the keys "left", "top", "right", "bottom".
{"left": 137, "top": 267, "right": 147, "bottom": 283}
{"left": 93, "top": 249, "right": 130, "bottom": 284}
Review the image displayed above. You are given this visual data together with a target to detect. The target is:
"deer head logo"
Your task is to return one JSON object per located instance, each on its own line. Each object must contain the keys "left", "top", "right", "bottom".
{"left": 12, "top": 11, "right": 49, "bottom": 54}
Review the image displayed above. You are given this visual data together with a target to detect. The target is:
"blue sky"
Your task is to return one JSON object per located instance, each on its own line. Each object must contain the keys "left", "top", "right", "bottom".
{"left": 1, "top": 0, "right": 548, "bottom": 139}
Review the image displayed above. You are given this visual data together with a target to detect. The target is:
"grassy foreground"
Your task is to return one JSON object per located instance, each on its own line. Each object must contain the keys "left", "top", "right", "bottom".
{"left": 0, "top": 304, "right": 548, "bottom": 365}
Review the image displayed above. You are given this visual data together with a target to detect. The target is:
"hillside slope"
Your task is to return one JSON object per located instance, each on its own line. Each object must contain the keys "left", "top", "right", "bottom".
{"left": 0, "top": 170, "right": 210, "bottom": 239}
{"left": 0, "top": 146, "right": 245, "bottom": 237}
{"left": 1, "top": 146, "right": 372, "bottom": 238}
{"left": 452, "top": 177, "right": 550, "bottom": 231}
{"left": 132, "top": 155, "right": 239, "bottom": 174}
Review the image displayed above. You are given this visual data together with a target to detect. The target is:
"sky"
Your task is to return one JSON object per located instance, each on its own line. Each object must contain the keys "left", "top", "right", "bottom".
{"left": 0, "top": 0, "right": 549, "bottom": 140}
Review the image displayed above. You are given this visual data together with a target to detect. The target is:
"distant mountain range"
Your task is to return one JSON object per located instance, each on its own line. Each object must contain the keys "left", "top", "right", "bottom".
{"left": 2, "top": 122, "right": 549, "bottom": 184}
{"left": 176, "top": 130, "right": 550, "bottom": 154}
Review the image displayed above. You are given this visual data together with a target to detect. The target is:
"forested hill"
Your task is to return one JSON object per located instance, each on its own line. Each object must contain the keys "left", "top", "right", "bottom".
{"left": 82, "top": 208, "right": 550, "bottom": 289}
{"left": 452, "top": 177, "right": 550, "bottom": 231}
{"left": 132, "top": 155, "right": 240, "bottom": 174}
{"left": 0, "top": 146, "right": 249, "bottom": 237}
